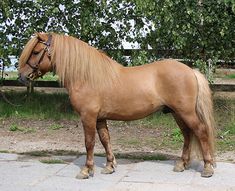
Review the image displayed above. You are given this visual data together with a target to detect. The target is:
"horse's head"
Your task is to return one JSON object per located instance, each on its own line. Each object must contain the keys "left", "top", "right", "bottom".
{"left": 18, "top": 33, "right": 53, "bottom": 85}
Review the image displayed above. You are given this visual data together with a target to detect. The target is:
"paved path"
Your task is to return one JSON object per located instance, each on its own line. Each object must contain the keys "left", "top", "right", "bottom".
{"left": 0, "top": 153, "right": 234, "bottom": 191}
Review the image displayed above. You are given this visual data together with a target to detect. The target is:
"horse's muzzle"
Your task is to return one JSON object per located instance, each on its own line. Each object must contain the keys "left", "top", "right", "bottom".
{"left": 18, "top": 73, "right": 30, "bottom": 86}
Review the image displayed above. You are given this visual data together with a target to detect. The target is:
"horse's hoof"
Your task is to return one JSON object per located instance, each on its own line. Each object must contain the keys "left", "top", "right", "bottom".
{"left": 201, "top": 164, "right": 214, "bottom": 178}
{"left": 76, "top": 172, "right": 89, "bottom": 179}
{"left": 173, "top": 160, "right": 185, "bottom": 172}
{"left": 76, "top": 167, "right": 94, "bottom": 179}
{"left": 101, "top": 165, "right": 115, "bottom": 174}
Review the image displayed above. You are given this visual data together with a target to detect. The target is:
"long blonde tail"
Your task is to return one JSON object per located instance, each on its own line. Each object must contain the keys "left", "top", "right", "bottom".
{"left": 193, "top": 70, "right": 215, "bottom": 160}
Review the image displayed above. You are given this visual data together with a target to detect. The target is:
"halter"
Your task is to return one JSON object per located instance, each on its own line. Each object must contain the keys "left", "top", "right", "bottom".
{"left": 26, "top": 34, "right": 52, "bottom": 79}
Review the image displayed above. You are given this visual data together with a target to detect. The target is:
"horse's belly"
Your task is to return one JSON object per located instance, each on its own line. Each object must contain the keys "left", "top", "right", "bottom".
{"left": 99, "top": 71, "right": 164, "bottom": 120}
{"left": 101, "top": 99, "right": 163, "bottom": 121}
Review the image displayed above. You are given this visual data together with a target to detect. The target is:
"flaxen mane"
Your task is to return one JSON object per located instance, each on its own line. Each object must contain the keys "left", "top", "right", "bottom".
{"left": 19, "top": 33, "right": 120, "bottom": 89}
{"left": 51, "top": 34, "right": 120, "bottom": 88}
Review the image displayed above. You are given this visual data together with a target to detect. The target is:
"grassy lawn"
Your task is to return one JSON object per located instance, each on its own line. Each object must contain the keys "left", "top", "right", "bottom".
{"left": 0, "top": 92, "right": 75, "bottom": 120}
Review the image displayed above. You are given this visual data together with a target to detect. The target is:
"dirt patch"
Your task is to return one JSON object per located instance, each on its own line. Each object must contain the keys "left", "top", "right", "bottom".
{"left": 0, "top": 118, "right": 234, "bottom": 163}
{"left": 0, "top": 118, "right": 165, "bottom": 153}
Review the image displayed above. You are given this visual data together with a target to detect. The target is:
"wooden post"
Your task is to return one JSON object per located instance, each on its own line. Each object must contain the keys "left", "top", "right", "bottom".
{"left": 27, "top": 81, "right": 34, "bottom": 94}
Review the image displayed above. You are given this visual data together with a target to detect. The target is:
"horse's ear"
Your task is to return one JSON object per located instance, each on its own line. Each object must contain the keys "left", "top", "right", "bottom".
{"left": 36, "top": 32, "right": 47, "bottom": 41}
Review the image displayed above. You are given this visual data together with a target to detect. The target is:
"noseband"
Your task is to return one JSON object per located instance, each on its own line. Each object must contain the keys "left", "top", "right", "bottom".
{"left": 26, "top": 34, "right": 52, "bottom": 79}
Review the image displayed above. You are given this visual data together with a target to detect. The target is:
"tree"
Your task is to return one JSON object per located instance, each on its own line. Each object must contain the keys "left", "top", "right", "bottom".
{"left": 0, "top": 0, "right": 136, "bottom": 68}
{"left": 133, "top": 0, "right": 235, "bottom": 62}
{"left": 0, "top": 0, "right": 234, "bottom": 70}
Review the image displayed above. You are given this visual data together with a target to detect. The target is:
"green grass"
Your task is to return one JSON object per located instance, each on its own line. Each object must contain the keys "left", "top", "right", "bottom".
{"left": 20, "top": 150, "right": 80, "bottom": 157}
{"left": 49, "top": 124, "right": 64, "bottom": 130}
{"left": 214, "top": 99, "right": 235, "bottom": 130}
{"left": 0, "top": 150, "right": 10, "bottom": 153}
{"left": 217, "top": 139, "right": 235, "bottom": 151}
{"left": 96, "top": 152, "right": 168, "bottom": 161}
{"left": 40, "top": 158, "right": 66, "bottom": 164}
{"left": 116, "top": 153, "right": 168, "bottom": 161}
{"left": 117, "top": 138, "right": 141, "bottom": 147}
{"left": 225, "top": 74, "right": 235, "bottom": 79}
{"left": 214, "top": 98, "right": 235, "bottom": 151}
{"left": 9, "top": 123, "right": 36, "bottom": 133}
{"left": 171, "top": 128, "right": 183, "bottom": 143}
{"left": 22, "top": 151, "right": 51, "bottom": 157}
{"left": 225, "top": 122, "right": 235, "bottom": 135}
{"left": 143, "top": 113, "right": 178, "bottom": 128}
{"left": 0, "top": 92, "right": 77, "bottom": 120}
{"left": 9, "top": 124, "right": 24, "bottom": 132}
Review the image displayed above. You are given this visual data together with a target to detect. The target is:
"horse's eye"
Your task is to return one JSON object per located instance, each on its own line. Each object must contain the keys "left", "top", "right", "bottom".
{"left": 33, "top": 51, "right": 39, "bottom": 55}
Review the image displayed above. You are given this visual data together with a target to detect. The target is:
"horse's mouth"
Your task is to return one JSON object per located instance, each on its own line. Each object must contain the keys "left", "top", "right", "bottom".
{"left": 18, "top": 74, "right": 30, "bottom": 86}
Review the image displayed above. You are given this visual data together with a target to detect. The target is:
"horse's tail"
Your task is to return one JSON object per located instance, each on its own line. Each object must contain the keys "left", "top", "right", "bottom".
{"left": 192, "top": 70, "right": 215, "bottom": 162}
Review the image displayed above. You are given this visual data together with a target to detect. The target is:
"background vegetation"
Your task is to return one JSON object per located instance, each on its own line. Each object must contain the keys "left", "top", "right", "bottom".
{"left": 0, "top": 0, "right": 235, "bottom": 69}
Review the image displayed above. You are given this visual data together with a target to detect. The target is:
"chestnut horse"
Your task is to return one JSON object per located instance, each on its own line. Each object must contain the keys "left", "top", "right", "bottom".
{"left": 18, "top": 33, "right": 215, "bottom": 179}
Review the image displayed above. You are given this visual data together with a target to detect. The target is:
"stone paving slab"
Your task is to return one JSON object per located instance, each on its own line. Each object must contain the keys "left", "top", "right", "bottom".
{"left": 0, "top": 153, "right": 234, "bottom": 191}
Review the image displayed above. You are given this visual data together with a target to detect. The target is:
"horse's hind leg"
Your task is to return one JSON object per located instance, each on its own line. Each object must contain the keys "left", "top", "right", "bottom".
{"left": 173, "top": 114, "right": 191, "bottom": 172}
{"left": 181, "top": 112, "right": 214, "bottom": 177}
{"left": 96, "top": 120, "right": 117, "bottom": 174}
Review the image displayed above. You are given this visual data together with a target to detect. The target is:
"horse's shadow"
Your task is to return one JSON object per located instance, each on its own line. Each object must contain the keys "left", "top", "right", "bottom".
{"left": 72, "top": 152, "right": 204, "bottom": 173}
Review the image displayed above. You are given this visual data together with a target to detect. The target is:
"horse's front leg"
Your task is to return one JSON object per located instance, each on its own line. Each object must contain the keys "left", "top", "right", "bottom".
{"left": 76, "top": 112, "right": 97, "bottom": 179}
{"left": 97, "top": 120, "right": 117, "bottom": 174}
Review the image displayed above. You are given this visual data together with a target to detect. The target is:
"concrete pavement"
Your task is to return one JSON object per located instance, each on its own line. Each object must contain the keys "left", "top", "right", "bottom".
{"left": 0, "top": 153, "right": 234, "bottom": 191}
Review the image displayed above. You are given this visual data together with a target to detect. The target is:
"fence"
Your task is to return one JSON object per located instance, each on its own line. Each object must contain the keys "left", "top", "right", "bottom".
{"left": 2, "top": 80, "right": 235, "bottom": 93}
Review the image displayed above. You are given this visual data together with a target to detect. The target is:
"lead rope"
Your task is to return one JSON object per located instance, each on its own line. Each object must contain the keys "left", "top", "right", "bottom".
{"left": 0, "top": 89, "right": 23, "bottom": 107}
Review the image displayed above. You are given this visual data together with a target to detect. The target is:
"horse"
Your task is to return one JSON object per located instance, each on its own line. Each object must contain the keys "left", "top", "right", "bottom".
{"left": 18, "top": 32, "right": 215, "bottom": 179}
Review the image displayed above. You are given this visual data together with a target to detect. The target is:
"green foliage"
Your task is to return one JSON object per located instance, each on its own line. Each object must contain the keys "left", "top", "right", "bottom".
{"left": 0, "top": 0, "right": 136, "bottom": 67}
{"left": 133, "top": 0, "right": 235, "bottom": 62}
{"left": 1, "top": 0, "right": 234, "bottom": 70}
{"left": 129, "top": 51, "right": 149, "bottom": 66}
{"left": 193, "top": 59, "right": 216, "bottom": 82}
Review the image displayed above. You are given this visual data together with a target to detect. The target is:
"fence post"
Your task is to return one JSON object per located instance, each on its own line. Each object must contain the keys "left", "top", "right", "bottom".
{"left": 27, "top": 81, "right": 34, "bottom": 94}
{"left": 208, "top": 59, "right": 212, "bottom": 76}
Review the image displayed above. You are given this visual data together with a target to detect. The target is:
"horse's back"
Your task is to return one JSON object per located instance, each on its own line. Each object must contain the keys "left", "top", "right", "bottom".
{"left": 151, "top": 59, "right": 192, "bottom": 73}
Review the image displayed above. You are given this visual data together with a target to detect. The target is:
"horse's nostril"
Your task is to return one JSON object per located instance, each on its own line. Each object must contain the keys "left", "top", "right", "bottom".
{"left": 18, "top": 74, "right": 25, "bottom": 84}
{"left": 18, "top": 73, "right": 30, "bottom": 85}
